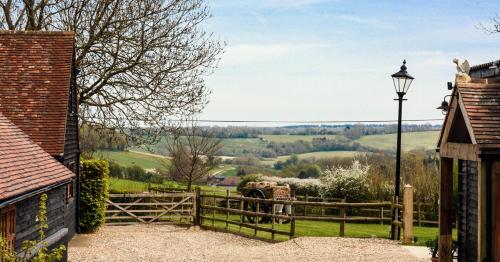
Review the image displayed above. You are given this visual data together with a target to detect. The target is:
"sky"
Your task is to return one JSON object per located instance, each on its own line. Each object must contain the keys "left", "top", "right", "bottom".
{"left": 200, "top": 0, "right": 500, "bottom": 126}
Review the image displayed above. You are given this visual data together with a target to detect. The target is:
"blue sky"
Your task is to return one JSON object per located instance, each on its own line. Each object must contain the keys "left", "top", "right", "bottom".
{"left": 201, "top": 0, "right": 500, "bottom": 125}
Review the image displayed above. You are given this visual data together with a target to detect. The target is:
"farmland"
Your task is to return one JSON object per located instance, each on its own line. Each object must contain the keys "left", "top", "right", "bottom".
{"left": 260, "top": 151, "right": 361, "bottom": 166}
{"left": 353, "top": 131, "right": 439, "bottom": 151}
{"left": 98, "top": 150, "right": 169, "bottom": 170}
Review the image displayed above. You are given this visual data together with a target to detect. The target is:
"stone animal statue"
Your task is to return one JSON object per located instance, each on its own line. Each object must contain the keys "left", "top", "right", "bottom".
{"left": 453, "top": 58, "right": 471, "bottom": 83}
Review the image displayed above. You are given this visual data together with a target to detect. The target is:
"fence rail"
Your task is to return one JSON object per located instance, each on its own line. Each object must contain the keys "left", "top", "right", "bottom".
{"left": 105, "top": 192, "right": 195, "bottom": 225}
{"left": 196, "top": 190, "right": 404, "bottom": 240}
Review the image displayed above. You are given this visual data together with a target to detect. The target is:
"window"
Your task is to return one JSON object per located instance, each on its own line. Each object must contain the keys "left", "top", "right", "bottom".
{"left": 0, "top": 205, "right": 16, "bottom": 252}
{"left": 66, "top": 181, "right": 75, "bottom": 203}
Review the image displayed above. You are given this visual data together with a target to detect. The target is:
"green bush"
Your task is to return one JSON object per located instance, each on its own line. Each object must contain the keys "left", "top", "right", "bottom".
{"left": 80, "top": 159, "right": 109, "bottom": 233}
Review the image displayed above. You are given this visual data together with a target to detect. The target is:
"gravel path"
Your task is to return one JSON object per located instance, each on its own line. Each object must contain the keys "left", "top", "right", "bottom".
{"left": 69, "top": 225, "right": 426, "bottom": 262}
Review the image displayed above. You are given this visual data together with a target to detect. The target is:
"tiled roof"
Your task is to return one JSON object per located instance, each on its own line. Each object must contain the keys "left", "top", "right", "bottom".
{"left": 0, "top": 30, "right": 75, "bottom": 156}
{"left": 0, "top": 112, "right": 75, "bottom": 201}
{"left": 457, "top": 81, "right": 500, "bottom": 147}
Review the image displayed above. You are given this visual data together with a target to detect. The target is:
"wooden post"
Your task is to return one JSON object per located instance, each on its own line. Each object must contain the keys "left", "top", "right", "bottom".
{"left": 396, "top": 196, "right": 401, "bottom": 240}
{"left": 304, "top": 193, "right": 308, "bottom": 216}
{"left": 271, "top": 197, "right": 276, "bottom": 240}
{"left": 239, "top": 199, "right": 244, "bottom": 232}
{"left": 439, "top": 157, "right": 454, "bottom": 262}
{"left": 225, "top": 190, "right": 230, "bottom": 230}
{"left": 403, "top": 185, "right": 413, "bottom": 244}
{"left": 417, "top": 202, "right": 422, "bottom": 227}
{"left": 255, "top": 201, "right": 259, "bottom": 236}
{"left": 321, "top": 197, "right": 325, "bottom": 216}
{"left": 194, "top": 187, "right": 201, "bottom": 225}
{"left": 340, "top": 198, "right": 346, "bottom": 237}
{"left": 391, "top": 196, "right": 396, "bottom": 239}
{"left": 290, "top": 203, "right": 295, "bottom": 239}
{"left": 380, "top": 205, "right": 384, "bottom": 225}
{"left": 212, "top": 193, "right": 215, "bottom": 227}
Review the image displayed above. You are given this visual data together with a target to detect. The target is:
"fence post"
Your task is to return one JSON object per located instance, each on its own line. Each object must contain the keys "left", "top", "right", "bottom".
{"left": 290, "top": 203, "right": 295, "bottom": 240}
{"left": 339, "top": 198, "right": 346, "bottom": 237}
{"left": 195, "top": 187, "right": 201, "bottom": 226}
{"left": 417, "top": 202, "right": 421, "bottom": 227}
{"left": 255, "top": 201, "right": 259, "bottom": 236}
{"left": 390, "top": 196, "right": 395, "bottom": 239}
{"left": 212, "top": 193, "right": 216, "bottom": 227}
{"left": 304, "top": 193, "right": 308, "bottom": 216}
{"left": 225, "top": 190, "right": 230, "bottom": 230}
{"left": 380, "top": 200, "right": 384, "bottom": 225}
{"left": 396, "top": 196, "right": 401, "bottom": 240}
{"left": 239, "top": 199, "right": 244, "bottom": 231}
{"left": 271, "top": 197, "right": 276, "bottom": 240}
{"left": 403, "top": 185, "right": 413, "bottom": 244}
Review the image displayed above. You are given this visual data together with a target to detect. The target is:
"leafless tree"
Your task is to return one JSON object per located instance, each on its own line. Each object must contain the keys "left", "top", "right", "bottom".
{"left": 477, "top": 13, "right": 500, "bottom": 33}
{"left": 0, "top": 0, "right": 224, "bottom": 138}
{"left": 166, "top": 120, "right": 221, "bottom": 190}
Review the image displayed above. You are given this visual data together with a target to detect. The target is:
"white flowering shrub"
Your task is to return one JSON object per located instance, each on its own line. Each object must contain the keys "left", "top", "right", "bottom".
{"left": 320, "top": 160, "right": 370, "bottom": 202}
{"left": 261, "top": 176, "right": 323, "bottom": 196}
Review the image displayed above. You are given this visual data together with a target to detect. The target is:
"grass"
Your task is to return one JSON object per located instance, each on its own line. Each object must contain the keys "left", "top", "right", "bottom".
{"left": 202, "top": 214, "right": 455, "bottom": 246}
{"left": 98, "top": 150, "right": 169, "bottom": 170}
{"left": 353, "top": 131, "right": 440, "bottom": 151}
{"left": 109, "top": 177, "right": 162, "bottom": 193}
{"left": 108, "top": 177, "right": 236, "bottom": 195}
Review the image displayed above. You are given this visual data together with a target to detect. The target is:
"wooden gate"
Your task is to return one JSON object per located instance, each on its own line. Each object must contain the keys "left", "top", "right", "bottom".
{"left": 105, "top": 192, "right": 195, "bottom": 225}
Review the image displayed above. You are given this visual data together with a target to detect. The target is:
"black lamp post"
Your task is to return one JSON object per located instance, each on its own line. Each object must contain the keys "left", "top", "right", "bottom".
{"left": 390, "top": 60, "right": 414, "bottom": 240}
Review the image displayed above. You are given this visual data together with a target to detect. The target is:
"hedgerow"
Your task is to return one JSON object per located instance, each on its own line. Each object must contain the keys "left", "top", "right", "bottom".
{"left": 80, "top": 159, "right": 109, "bottom": 233}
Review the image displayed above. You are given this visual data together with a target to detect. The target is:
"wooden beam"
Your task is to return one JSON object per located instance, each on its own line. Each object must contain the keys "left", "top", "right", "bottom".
{"left": 439, "top": 157, "right": 454, "bottom": 262}
{"left": 440, "top": 142, "right": 479, "bottom": 160}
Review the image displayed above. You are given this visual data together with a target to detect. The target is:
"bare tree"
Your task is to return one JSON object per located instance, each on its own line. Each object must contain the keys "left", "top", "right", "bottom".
{"left": 166, "top": 121, "right": 221, "bottom": 190}
{"left": 0, "top": 0, "right": 224, "bottom": 138}
{"left": 478, "top": 13, "right": 500, "bottom": 33}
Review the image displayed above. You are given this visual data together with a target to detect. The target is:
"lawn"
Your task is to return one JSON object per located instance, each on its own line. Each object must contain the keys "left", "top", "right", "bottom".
{"left": 201, "top": 214, "right": 454, "bottom": 246}
{"left": 353, "top": 131, "right": 440, "bottom": 151}
{"left": 108, "top": 177, "right": 236, "bottom": 195}
{"left": 98, "top": 150, "right": 169, "bottom": 170}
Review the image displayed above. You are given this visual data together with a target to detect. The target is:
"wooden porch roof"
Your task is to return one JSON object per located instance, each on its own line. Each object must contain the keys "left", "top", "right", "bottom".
{"left": 438, "top": 78, "right": 500, "bottom": 155}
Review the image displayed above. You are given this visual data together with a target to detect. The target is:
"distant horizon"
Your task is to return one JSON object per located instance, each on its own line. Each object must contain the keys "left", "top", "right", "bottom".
{"left": 201, "top": 0, "right": 500, "bottom": 125}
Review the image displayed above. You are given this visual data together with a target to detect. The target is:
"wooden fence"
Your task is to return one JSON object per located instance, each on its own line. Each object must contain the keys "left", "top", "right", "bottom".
{"left": 196, "top": 189, "right": 405, "bottom": 241}
{"left": 105, "top": 192, "right": 195, "bottom": 225}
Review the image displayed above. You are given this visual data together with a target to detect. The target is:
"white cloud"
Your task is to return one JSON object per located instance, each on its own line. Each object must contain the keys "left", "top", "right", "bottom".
{"left": 329, "top": 14, "right": 396, "bottom": 30}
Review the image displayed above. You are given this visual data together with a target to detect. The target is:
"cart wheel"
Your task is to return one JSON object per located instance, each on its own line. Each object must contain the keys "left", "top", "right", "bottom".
{"left": 243, "top": 189, "right": 271, "bottom": 224}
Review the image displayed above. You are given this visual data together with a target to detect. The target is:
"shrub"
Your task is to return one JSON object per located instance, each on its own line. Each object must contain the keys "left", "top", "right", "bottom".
{"left": 320, "top": 160, "right": 370, "bottom": 202}
{"left": 108, "top": 160, "right": 124, "bottom": 178}
{"left": 80, "top": 159, "right": 109, "bottom": 233}
{"left": 261, "top": 176, "right": 323, "bottom": 196}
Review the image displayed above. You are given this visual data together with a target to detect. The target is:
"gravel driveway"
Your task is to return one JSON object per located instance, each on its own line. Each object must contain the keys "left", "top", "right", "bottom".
{"left": 68, "top": 224, "right": 426, "bottom": 262}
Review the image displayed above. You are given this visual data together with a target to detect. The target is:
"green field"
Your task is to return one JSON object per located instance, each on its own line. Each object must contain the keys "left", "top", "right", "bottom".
{"left": 353, "top": 131, "right": 439, "bottom": 151}
{"left": 260, "top": 151, "right": 361, "bottom": 165}
{"left": 99, "top": 150, "right": 169, "bottom": 170}
{"left": 202, "top": 214, "right": 453, "bottom": 246}
{"left": 259, "top": 134, "right": 347, "bottom": 143}
{"left": 108, "top": 177, "right": 236, "bottom": 195}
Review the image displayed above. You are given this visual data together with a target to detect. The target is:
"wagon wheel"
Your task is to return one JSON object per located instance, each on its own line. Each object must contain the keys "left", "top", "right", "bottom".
{"left": 243, "top": 189, "right": 272, "bottom": 224}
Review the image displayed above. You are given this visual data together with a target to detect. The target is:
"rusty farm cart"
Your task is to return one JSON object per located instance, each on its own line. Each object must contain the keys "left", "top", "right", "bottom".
{"left": 241, "top": 182, "right": 293, "bottom": 224}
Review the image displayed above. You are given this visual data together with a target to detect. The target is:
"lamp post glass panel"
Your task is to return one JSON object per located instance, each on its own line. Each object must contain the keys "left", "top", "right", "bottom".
{"left": 390, "top": 60, "right": 414, "bottom": 239}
